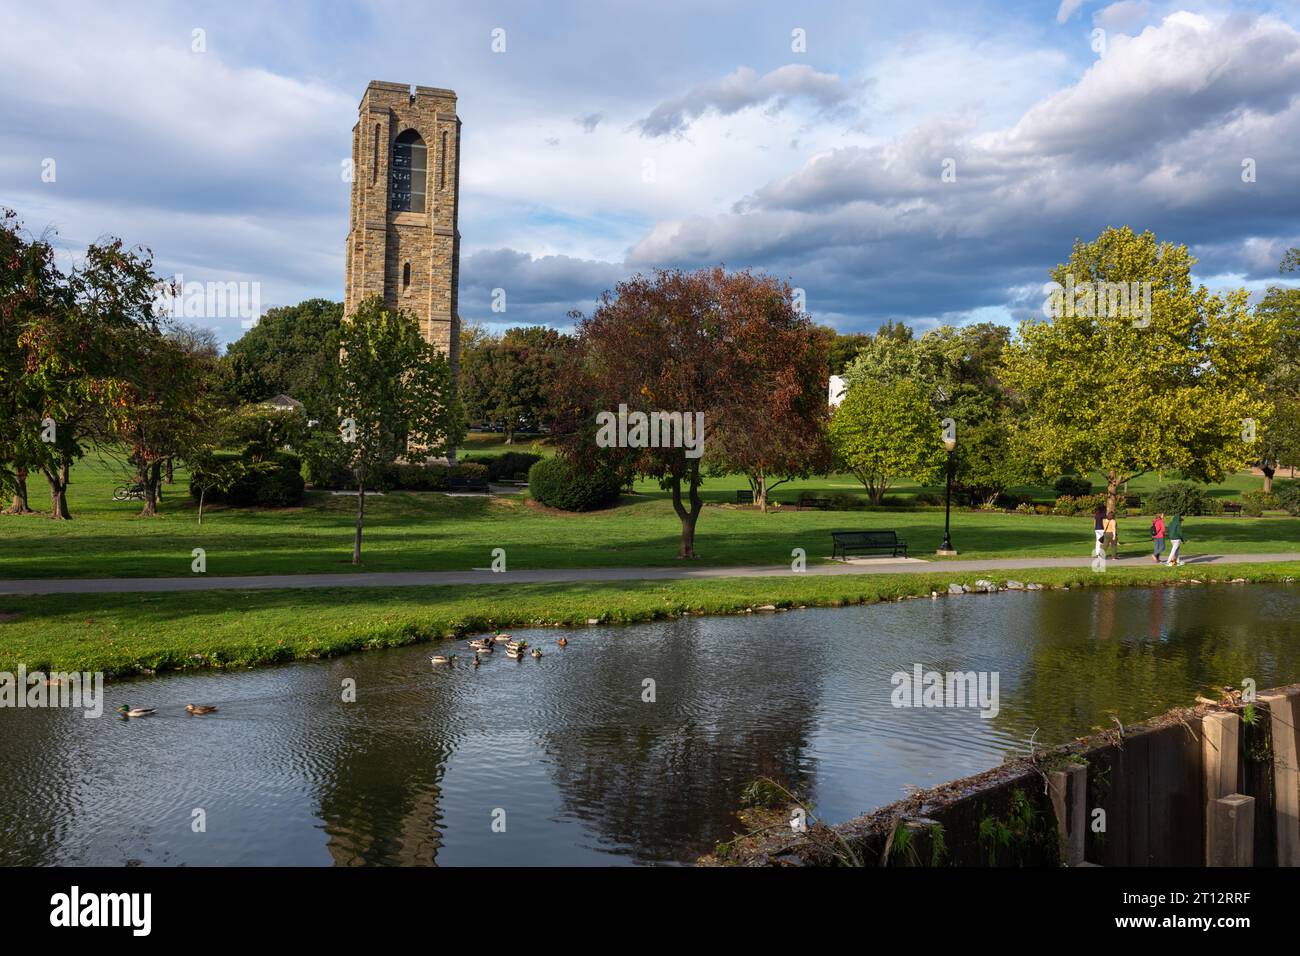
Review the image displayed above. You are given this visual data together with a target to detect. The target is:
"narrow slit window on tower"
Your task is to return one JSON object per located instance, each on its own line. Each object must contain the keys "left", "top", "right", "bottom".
{"left": 372, "top": 124, "right": 380, "bottom": 184}
{"left": 390, "top": 129, "right": 427, "bottom": 213}
{"left": 402, "top": 262, "right": 411, "bottom": 290}
{"left": 439, "top": 130, "right": 447, "bottom": 190}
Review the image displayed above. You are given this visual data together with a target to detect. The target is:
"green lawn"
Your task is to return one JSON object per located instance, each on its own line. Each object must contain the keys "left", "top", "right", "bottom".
{"left": 4, "top": 562, "right": 1299, "bottom": 677}
{"left": 1, "top": 451, "right": 1295, "bottom": 581}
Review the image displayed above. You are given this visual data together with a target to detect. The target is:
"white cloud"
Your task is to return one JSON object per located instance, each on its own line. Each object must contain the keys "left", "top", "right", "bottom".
{"left": 634, "top": 64, "right": 856, "bottom": 137}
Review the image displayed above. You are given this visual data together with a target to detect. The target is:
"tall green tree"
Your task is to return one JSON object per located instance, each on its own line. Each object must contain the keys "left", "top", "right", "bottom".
{"left": 1002, "top": 227, "right": 1274, "bottom": 517}
{"left": 1253, "top": 248, "right": 1300, "bottom": 490}
{"left": 0, "top": 210, "right": 63, "bottom": 515}
{"left": 843, "top": 322, "right": 1023, "bottom": 504}
{"left": 17, "top": 237, "right": 159, "bottom": 519}
{"left": 459, "top": 326, "right": 571, "bottom": 442}
{"left": 829, "top": 378, "right": 945, "bottom": 504}
{"left": 220, "top": 298, "right": 343, "bottom": 421}
{"left": 337, "top": 297, "right": 462, "bottom": 564}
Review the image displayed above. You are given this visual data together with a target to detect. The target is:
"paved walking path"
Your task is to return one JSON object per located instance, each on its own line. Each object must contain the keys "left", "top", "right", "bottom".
{"left": 2, "top": 552, "right": 1297, "bottom": 596}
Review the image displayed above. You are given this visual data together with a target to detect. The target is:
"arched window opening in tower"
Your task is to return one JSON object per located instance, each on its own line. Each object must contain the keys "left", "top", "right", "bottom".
{"left": 403, "top": 262, "right": 411, "bottom": 290}
{"left": 390, "top": 129, "right": 427, "bottom": 213}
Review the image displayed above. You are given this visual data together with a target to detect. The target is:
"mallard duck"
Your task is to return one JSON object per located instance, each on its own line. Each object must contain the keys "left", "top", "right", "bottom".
{"left": 530, "top": 647, "right": 542, "bottom": 658}
{"left": 557, "top": 637, "right": 568, "bottom": 647}
{"left": 475, "top": 645, "right": 494, "bottom": 655}
{"left": 506, "top": 640, "right": 527, "bottom": 651}
{"left": 506, "top": 648, "right": 524, "bottom": 660}
{"left": 116, "top": 705, "right": 155, "bottom": 718}
{"left": 472, "top": 655, "right": 481, "bottom": 668}
{"left": 185, "top": 704, "right": 218, "bottom": 715}
{"left": 430, "top": 655, "right": 457, "bottom": 665}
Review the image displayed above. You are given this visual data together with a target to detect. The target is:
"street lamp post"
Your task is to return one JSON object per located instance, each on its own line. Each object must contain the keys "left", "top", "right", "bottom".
{"left": 938, "top": 434, "right": 957, "bottom": 555}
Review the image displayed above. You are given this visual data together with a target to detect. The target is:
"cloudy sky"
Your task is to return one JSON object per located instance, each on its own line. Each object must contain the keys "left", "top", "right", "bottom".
{"left": 1, "top": 0, "right": 1298, "bottom": 344}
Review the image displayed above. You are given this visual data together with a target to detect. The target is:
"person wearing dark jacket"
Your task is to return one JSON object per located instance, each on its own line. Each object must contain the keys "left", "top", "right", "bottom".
{"left": 1165, "top": 513, "right": 1185, "bottom": 566}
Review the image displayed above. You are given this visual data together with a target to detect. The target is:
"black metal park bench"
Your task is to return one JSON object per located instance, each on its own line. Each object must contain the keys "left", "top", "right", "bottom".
{"left": 788, "top": 496, "right": 832, "bottom": 510}
{"left": 736, "top": 490, "right": 754, "bottom": 504}
{"left": 448, "top": 475, "right": 490, "bottom": 494}
{"left": 831, "top": 530, "right": 909, "bottom": 559}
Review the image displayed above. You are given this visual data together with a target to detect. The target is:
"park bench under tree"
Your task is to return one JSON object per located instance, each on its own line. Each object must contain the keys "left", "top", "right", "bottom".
{"left": 736, "top": 489, "right": 754, "bottom": 504}
{"left": 831, "top": 530, "right": 909, "bottom": 559}
{"left": 1223, "top": 502, "right": 1243, "bottom": 514}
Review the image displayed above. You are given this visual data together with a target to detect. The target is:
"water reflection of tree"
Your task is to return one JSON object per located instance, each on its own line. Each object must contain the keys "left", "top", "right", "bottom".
{"left": 540, "top": 616, "right": 827, "bottom": 863}
{"left": 992, "top": 587, "right": 1300, "bottom": 746}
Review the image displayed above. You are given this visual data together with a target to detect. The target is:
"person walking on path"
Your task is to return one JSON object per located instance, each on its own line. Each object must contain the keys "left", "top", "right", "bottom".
{"left": 1093, "top": 505, "right": 1106, "bottom": 557}
{"left": 1102, "top": 511, "right": 1119, "bottom": 560}
{"left": 1151, "top": 513, "right": 1167, "bottom": 563}
{"left": 1166, "top": 512, "right": 1185, "bottom": 566}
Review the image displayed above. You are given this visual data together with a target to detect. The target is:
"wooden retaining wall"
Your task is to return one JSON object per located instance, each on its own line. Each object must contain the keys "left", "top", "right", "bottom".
{"left": 708, "top": 682, "right": 1300, "bottom": 867}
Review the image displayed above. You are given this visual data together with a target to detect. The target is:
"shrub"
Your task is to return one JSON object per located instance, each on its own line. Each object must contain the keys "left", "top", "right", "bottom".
{"left": 461, "top": 451, "right": 543, "bottom": 482}
{"left": 1241, "top": 498, "right": 1263, "bottom": 517}
{"left": 300, "top": 430, "right": 351, "bottom": 489}
{"left": 914, "top": 491, "right": 943, "bottom": 506}
{"left": 830, "top": 491, "right": 862, "bottom": 510}
{"left": 1202, "top": 497, "right": 1225, "bottom": 516}
{"left": 1053, "top": 475, "right": 1092, "bottom": 498}
{"left": 1016, "top": 502, "right": 1035, "bottom": 515}
{"left": 191, "top": 451, "right": 304, "bottom": 508}
{"left": 1144, "top": 481, "right": 1206, "bottom": 517}
{"left": 1276, "top": 481, "right": 1300, "bottom": 516}
{"left": 528, "top": 456, "right": 623, "bottom": 511}
{"left": 1054, "top": 493, "right": 1114, "bottom": 517}
{"left": 1242, "top": 490, "right": 1279, "bottom": 511}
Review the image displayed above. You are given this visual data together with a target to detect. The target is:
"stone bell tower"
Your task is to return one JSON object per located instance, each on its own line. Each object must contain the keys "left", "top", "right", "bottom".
{"left": 345, "top": 81, "right": 461, "bottom": 373}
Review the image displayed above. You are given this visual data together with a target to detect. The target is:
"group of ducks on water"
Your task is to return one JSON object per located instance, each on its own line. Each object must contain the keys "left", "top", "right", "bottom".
{"left": 430, "top": 632, "right": 569, "bottom": 668}
{"left": 116, "top": 703, "right": 218, "bottom": 719}
{"left": 119, "top": 634, "right": 566, "bottom": 716}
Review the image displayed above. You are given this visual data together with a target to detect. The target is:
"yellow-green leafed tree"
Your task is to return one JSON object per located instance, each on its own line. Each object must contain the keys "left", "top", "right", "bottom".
{"left": 1002, "top": 227, "right": 1274, "bottom": 518}
{"left": 829, "top": 378, "right": 945, "bottom": 504}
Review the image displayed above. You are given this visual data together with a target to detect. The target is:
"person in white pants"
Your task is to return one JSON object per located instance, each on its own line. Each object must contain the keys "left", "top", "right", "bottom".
{"left": 1165, "top": 512, "right": 1185, "bottom": 566}
{"left": 1092, "top": 506, "right": 1106, "bottom": 557}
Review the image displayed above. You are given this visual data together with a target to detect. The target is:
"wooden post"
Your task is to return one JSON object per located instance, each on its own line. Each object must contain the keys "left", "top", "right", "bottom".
{"left": 1260, "top": 690, "right": 1300, "bottom": 867}
{"left": 1202, "top": 711, "right": 1240, "bottom": 865}
{"left": 1210, "top": 795, "right": 1254, "bottom": 867}
{"left": 1048, "top": 764, "right": 1087, "bottom": 866}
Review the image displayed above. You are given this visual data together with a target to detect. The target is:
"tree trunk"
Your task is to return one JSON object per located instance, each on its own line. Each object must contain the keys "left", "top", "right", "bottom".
{"left": 352, "top": 481, "right": 366, "bottom": 565}
{"left": 165, "top": 457, "right": 174, "bottom": 484}
{"left": 1105, "top": 468, "right": 1119, "bottom": 520}
{"left": 138, "top": 462, "right": 161, "bottom": 517}
{"left": 751, "top": 472, "right": 768, "bottom": 513}
{"left": 671, "top": 460, "right": 704, "bottom": 559}
{"left": 198, "top": 488, "right": 205, "bottom": 525}
{"left": 1262, "top": 463, "right": 1275, "bottom": 495}
{"left": 6, "top": 468, "right": 33, "bottom": 514}
{"left": 42, "top": 460, "right": 71, "bottom": 520}
{"left": 504, "top": 427, "right": 515, "bottom": 445}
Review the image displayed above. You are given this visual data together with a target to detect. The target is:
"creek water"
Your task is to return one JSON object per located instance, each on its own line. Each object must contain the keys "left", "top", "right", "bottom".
{"left": 2, "top": 583, "right": 1298, "bottom": 866}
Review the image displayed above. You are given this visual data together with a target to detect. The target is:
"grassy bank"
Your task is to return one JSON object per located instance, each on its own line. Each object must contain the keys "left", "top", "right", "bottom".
{"left": 3, "top": 561, "right": 1298, "bottom": 678}
{"left": 3, "top": 454, "right": 1296, "bottom": 580}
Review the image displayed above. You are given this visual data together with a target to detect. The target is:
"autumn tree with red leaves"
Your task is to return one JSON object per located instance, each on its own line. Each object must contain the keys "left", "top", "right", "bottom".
{"left": 569, "top": 267, "right": 828, "bottom": 556}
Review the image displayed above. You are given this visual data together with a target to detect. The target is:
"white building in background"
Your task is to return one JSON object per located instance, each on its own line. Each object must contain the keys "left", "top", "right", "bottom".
{"left": 828, "top": 375, "right": 847, "bottom": 407}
